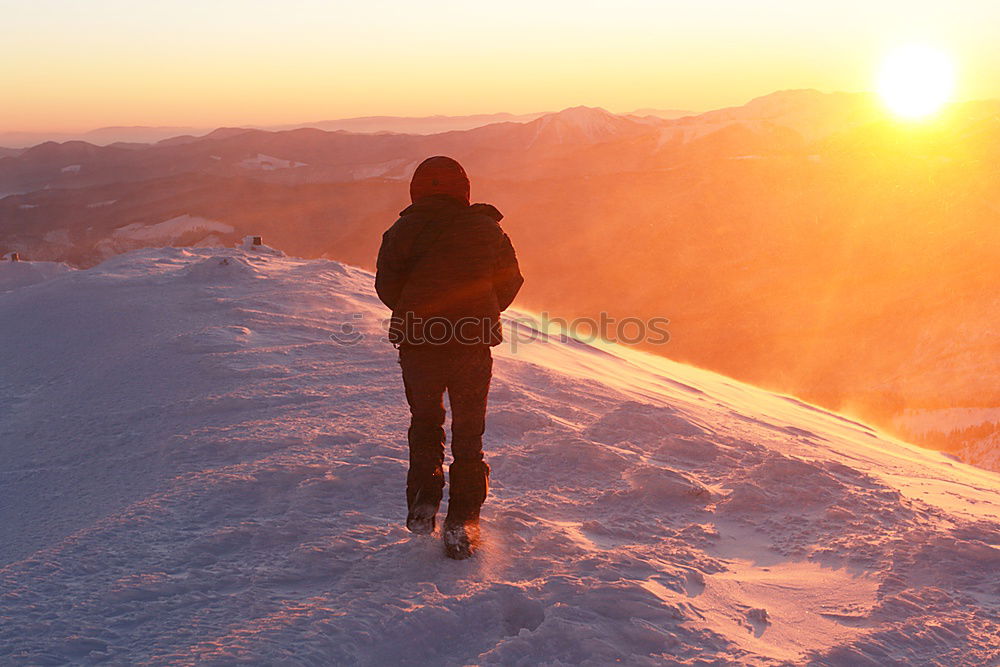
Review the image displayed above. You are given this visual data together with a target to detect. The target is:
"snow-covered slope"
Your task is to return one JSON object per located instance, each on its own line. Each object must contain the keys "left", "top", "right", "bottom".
{"left": 111, "top": 214, "right": 235, "bottom": 243}
{"left": 0, "top": 258, "right": 72, "bottom": 291}
{"left": 94, "top": 215, "right": 236, "bottom": 259}
{"left": 0, "top": 247, "right": 998, "bottom": 665}
{"left": 524, "top": 106, "right": 651, "bottom": 146}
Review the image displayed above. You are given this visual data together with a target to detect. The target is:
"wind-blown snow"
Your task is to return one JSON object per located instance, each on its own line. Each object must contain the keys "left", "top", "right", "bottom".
{"left": 0, "top": 247, "right": 997, "bottom": 665}
{"left": 893, "top": 407, "right": 1000, "bottom": 436}
{"left": 892, "top": 408, "right": 1000, "bottom": 473}
{"left": 962, "top": 433, "right": 1000, "bottom": 475}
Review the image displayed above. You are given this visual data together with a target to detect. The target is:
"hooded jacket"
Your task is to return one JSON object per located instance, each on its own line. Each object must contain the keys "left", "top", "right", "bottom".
{"left": 375, "top": 194, "right": 523, "bottom": 347}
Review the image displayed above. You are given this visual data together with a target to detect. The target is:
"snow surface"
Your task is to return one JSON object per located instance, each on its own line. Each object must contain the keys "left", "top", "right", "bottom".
{"left": 0, "top": 258, "right": 72, "bottom": 291}
{"left": 0, "top": 247, "right": 998, "bottom": 665}
{"left": 111, "top": 215, "right": 235, "bottom": 243}
{"left": 349, "top": 158, "right": 415, "bottom": 180}
{"left": 60, "top": 164, "right": 82, "bottom": 173}
{"left": 97, "top": 215, "right": 235, "bottom": 259}
{"left": 238, "top": 153, "right": 308, "bottom": 170}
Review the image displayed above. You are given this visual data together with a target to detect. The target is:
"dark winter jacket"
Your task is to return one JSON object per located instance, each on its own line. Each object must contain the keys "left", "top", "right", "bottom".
{"left": 375, "top": 195, "right": 523, "bottom": 347}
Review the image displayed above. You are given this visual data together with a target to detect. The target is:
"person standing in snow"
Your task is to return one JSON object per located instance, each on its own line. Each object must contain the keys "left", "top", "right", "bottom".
{"left": 375, "top": 156, "right": 523, "bottom": 559}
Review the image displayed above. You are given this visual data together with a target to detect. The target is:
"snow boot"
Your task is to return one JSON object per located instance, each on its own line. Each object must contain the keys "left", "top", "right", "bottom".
{"left": 406, "top": 490, "right": 439, "bottom": 535}
{"left": 443, "top": 519, "right": 481, "bottom": 560}
{"left": 406, "top": 465, "right": 443, "bottom": 535}
{"left": 442, "top": 459, "right": 489, "bottom": 558}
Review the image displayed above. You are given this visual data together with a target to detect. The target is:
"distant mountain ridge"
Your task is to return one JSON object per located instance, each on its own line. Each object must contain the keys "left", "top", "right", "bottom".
{"left": 268, "top": 111, "right": 548, "bottom": 135}
{"left": 0, "top": 112, "right": 551, "bottom": 149}
{"left": 0, "top": 109, "right": 700, "bottom": 149}
{"left": 0, "top": 91, "right": 895, "bottom": 197}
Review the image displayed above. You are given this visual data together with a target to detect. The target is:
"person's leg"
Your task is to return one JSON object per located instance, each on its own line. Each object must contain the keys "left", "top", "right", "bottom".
{"left": 398, "top": 347, "right": 447, "bottom": 525}
{"left": 444, "top": 345, "right": 493, "bottom": 525}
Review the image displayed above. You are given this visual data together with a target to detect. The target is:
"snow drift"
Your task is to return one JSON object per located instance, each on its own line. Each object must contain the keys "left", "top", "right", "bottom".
{"left": 0, "top": 258, "right": 72, "bottom": 291}
{"left": 0, "top": 247, "right": 998, "bottom": 665}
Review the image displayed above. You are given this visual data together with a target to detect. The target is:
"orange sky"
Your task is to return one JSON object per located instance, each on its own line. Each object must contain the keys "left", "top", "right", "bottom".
{"left": 4, "top": 0, "right": 999, "bottom": 132}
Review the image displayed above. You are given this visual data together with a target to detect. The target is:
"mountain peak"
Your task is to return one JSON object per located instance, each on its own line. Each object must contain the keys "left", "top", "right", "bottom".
{"left": 553, "top": 104, "right": 614, "bottom": 117}
{"left": 529, "top": 106, "right": 643, "bottom": 144}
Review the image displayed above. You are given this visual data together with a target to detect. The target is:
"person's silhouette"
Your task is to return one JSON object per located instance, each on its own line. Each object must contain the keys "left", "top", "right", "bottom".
{"left": 376, "top": 156, "right": 523, "bottom": 559}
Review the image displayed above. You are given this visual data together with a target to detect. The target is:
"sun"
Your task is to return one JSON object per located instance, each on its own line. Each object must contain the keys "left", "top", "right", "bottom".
{"left": 877, "top": 45, "right": 955, "bottom": 119}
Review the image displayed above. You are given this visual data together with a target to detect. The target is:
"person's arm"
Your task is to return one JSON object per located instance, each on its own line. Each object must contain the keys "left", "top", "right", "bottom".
{"left": 493, "top": 232, "right": 524, "bottom": 311}
{"left": 375, "top": 225, "right": 404, "bottom": 310}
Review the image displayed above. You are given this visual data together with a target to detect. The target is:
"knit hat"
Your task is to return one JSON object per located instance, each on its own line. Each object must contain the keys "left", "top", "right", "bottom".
{"left": 409, "top": 156, "right": 470, "bottom": 205}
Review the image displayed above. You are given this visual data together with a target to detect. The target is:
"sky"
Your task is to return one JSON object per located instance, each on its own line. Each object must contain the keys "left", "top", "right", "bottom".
{"left": 3, "top": 0, "right": 999, "bottom": 132}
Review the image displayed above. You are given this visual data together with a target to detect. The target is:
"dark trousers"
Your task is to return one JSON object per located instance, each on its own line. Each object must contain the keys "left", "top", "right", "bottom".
{"left": 399, "top": 345, "right": 492, "bottom": 523}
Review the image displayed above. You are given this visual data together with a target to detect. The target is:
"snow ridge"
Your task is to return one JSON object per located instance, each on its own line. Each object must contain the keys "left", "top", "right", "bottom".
{"left": 0, "top": 247, "right": 997, "bottom": 665}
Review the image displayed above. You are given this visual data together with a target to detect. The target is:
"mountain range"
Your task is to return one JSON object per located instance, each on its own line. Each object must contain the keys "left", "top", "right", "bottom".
{"left": 1, "top": 89, "right": 998, "bottom": 470}
{"left": 0, "top": 108, "right": 695, "bottom": 150}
